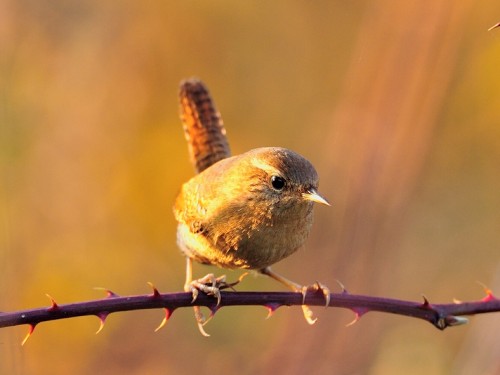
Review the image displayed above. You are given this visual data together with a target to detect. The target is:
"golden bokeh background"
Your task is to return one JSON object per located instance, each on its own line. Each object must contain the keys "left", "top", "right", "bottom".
{"left": 1, "top": 1, "right": 500, "bottom": 374}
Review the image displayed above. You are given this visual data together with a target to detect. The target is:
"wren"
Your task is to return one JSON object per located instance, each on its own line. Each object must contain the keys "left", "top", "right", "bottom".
{"left": 174, "top": 79, "right": 330, "bottom": 335}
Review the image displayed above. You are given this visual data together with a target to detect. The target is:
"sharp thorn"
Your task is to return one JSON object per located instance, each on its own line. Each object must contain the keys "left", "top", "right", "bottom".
{"left": 346, "top": 308, "right": 367, "bottom": 327}
{"left": 346, "top": 313, "right": 361, "bottom": 327}
{"left": 208, "top": 304, "right": 219, "bottom": 319}
{"left": 421, "top": 295, "right": 431, "bottom": 308}
{"left": 95, "top": 312, "right": 109, "bottom": 334}
{"left": 477, "top": 281, "right": 496, "bottom": 301}
{"left": 201, "top": 306, "right": 216, "bottom": 326}
{"left": 45, "top": 294, "right": 59, "bottom": 311}
{"left": 264, "top": 303, "right": 281, "bottom": 319}
{"left": 96, "top": 320, "right": 105, "bottom": 335}
{"left": 488, "top": 22, "right": 500, "bottom": 31}
{"left": 154, "top": 308, "right": 172, "bottom": 332}
{"left": 21, "top": 324, "right": 36, "bottom": 346}
{"left": 147, "top": 282, "right": 161, "bottom": 298}
{"left": 335, "top": 279, "right": 348, "bottom": 294}
{"left": 93, "top": 287, "right": 119, "bottom": 298}
{"left": 154, "top": 317, "right": 168, "bottom": 332}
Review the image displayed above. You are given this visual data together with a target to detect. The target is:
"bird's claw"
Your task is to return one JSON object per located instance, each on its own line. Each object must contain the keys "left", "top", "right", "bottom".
{"left": 185, "top": 273, "right": 248, "bottom": 336}
{"left": 301, "top": 281, "right": 331, "bottom": 306}
{"left": 299, "top": 281, "right": 331, "bottom": 325}
{"left": 186, "top": 273, "right": 227, "bottom": 306}
{"left": 193, "top": 306, "right": 211, "bottom": 337}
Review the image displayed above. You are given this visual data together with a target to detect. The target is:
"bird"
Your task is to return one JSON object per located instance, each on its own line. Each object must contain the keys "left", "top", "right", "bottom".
{"left": 174, "top": 78, "right": 330, "bottom": 335}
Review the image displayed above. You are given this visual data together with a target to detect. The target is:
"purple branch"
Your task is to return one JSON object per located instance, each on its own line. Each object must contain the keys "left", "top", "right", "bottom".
{"left": 1, "top": 286, "right": 499, "bottom": 343}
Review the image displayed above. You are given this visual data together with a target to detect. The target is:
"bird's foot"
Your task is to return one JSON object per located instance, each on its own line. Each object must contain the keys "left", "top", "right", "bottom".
{"left": 184, "top": 273, "right": 225, "bottom": 337}
{"left": 185, "top": 272, "right": 249, "bottom": 336}
{"left": 186, "top": 272, "right": 249, "bottom": 304}
{"left": 260, "top": 267, "right": 330, "bottom": 325}
{"left": 300, "top": 281, "right": 331, "bottom": 325}
{"left": 187, "top": 273, "right": 226, "bottom": 306}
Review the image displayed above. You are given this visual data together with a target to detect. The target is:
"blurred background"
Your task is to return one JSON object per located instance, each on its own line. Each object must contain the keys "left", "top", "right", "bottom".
{"left": 1, "top": 0, "right": 500, "bottom": 374}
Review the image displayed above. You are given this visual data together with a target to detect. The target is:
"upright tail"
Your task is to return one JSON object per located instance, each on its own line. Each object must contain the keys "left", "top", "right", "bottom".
{"left": 179, "top": 78, "right": 231, "bottom": 174}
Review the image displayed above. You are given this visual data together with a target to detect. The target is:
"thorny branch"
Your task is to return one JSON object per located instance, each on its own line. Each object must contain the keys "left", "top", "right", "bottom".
{"left": 0, "top": 283, "right": 499, "bottom": 344}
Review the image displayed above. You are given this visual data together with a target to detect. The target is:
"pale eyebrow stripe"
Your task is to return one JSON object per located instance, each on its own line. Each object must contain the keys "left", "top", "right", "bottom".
{"left": 250, "top": 157, "right": 281, "bottom": 176}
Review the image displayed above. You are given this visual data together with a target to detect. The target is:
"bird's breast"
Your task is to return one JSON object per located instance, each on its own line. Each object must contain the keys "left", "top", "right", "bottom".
{"left": 232, "top": 205, "right": 314, "bottom": 269}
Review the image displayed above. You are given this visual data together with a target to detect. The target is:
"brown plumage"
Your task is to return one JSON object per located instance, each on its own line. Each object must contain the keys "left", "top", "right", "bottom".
{"left": 178, "top": 78, "right": 231, "bottom": 174}
{"left": 174, "top": 147, "right": 323, "bottom": 270}
{"left": 174, "top": 79, "right": 330, "bottom": 334}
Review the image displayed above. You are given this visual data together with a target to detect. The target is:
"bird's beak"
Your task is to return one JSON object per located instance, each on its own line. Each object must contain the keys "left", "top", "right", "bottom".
{"left": 302, "top": 189, "right": 330, "bottom": 206}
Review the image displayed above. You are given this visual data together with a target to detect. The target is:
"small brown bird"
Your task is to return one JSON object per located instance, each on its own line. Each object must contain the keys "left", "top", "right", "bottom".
{"left": 174, "top": 79, "right": 330, "bottom": 335}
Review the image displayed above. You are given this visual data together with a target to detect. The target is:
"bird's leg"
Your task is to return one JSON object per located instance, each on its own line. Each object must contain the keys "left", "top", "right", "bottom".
{"left": 184, "top": 257, "right": 230, "bottom": 302}
{"left": 260, "top": 267, "right": 330, "bottom": 325}
{"left": 183, "top": 257, "right": 213, "bottom": 336}
{"left": 184, "top": 257, "right": 238, "bottom": 336}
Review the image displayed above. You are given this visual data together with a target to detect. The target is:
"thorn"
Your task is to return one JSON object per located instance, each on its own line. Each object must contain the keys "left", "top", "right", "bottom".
{"left": 264, "top": 303, "right": 281, "bottom": 319}
{"left": 335, "top": 279, "right": 348, "bottom": 294}
{"left": 94, "top": 287, "right": 119, "bottom": 298}
{"left": 488, "top": 22, "right": 500, "bottom": 31}
{"left": 21, "top": 324, "right": 36, "bottom": 346}
{"left": 154, "top": 308, "right": 173, "bottom": 332}
{"left": 477, "top": 281, "right": 497, "bottom": 301}
{"left": 345, "top": 317, "right": 358, "bottom": 327}
{"left": 346, "top": 313, "right": 361, "bottom": 327}
{"left": 346, "top": 308, "right": 367, "bottom": 327}
{"left": 207, "top": 303, "right": 220, "bottom": 320}
{"left": 95, "top": 312, "right": 109, "bottom": 334}
{"left": 45, "top": 294, "right": 59, "bottom": 311}
{"left": 147, "top": 282, "right": 161, "bottom": 298}
{"left": 421, "top": 295, "right": 431, "bottom": 308}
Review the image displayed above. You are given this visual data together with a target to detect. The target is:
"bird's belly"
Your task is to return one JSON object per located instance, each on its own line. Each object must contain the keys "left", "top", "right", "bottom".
{"left": 177, "top": 215, "right": 313, "bottom": 270}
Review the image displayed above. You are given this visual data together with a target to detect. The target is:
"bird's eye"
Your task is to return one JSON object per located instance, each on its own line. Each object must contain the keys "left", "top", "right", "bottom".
{"left": 270, "top": 175, "right": 286, "bottom": 190}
